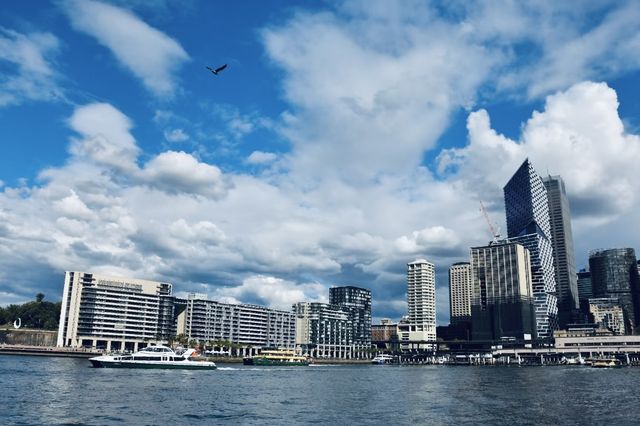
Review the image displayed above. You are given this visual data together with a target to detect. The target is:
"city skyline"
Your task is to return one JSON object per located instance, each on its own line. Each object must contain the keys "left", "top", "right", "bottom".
{"left": 2, "top": 1, "right": 640, "bottom": 326}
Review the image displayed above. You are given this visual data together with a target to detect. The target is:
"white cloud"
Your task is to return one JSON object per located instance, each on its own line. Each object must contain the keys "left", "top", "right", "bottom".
{"left": 247, "top": 151, "right": 277, "bottom": 165}
{"left": 63, "top": 0, "right": 189, "bottom": 97}
{"left": 68, "top": 102, "right": 140, "bottom": 174}
{"left": 163, "top": 128, "right": 189, "bottom": 143}
{"left": 214, "top": 275, "right": 328, "bottom": 311}
{"left": 141, "top": 151, "right": 230, "bottom": 199}
{"left": 0, "top": 28, "right": 63, "bottom": 106}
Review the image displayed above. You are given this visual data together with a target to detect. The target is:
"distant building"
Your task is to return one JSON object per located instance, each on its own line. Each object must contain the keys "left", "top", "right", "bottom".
{"left": 588, "top": 298, "right": 626, "bottom": 335}
{"left": 57, "top": 271, "right": 176, "bottom": 351}
{"left": 470, "top": 241, "right": 536, "bottom": 341}
{"left": 577, "top": 269, "right": 592, "bottom": 319}
{"left": 399, "top": 259, "right": 436, "bottom": 349}
{"left": 372, "top": 319, "right": 398, "bottom": 349}
{"left": 449, "top": 262, "right": 472, "bottom": 325}
{"left": 589, "top": 248, "right": 640, "bottom": 332}
{"left": 504, "top": 159, "right": 558, "bottom": 338}
{"left": 329, "top": 286, "right": 372, "bottom": 349}
{"left": 542, "top": 175, "right": 579, "bottom": 328}
{"left": 176, "top": 294, "right": 296, "bottom": 354}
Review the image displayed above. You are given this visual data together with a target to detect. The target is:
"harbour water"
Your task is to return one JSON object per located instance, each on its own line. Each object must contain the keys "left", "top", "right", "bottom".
{"left": 2, "top": 355, "right": 640, "bottom": 425}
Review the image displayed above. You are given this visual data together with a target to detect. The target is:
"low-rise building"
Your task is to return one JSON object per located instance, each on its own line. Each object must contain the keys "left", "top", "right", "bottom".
{"left": 177, "top": 293, "right": 295, "bottom": 354}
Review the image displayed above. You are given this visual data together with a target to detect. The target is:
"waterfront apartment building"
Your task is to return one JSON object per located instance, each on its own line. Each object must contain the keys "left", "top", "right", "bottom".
{"left": 176, "top": 294, "right": 295, "bottom": 352}
{"left": 449, "top": 262, "right": 472, "bottom": 325}
{"left": 57, "top": 271, "right": 176, "bottom": 351}
{"left": 542, "top": 175, "right": 579, "bottom": 328}
{"left": 399, "top": 259, "right": 436, "bottom": 348}
{"left": 588, "top": 298, "right": 626, "bottom": 335}
{"left": 470, "top": 241, "right": 536, "bottom": 341}
{"left": 329, "top": 286, "right": 372, "bottom": 349}
{"left": 294, "top": 302, "right": 354, "bottom": 358}
{"left": 589, "top": 248, "right": 640, "bottom": 332}
{"left": 504, "top": 159, "right": 558, "bottom": 338}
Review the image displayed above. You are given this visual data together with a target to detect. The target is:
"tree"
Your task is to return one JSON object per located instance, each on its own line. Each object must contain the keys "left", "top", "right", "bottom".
{"left": 36, "top": 293, "right": 45, "bottom": 303}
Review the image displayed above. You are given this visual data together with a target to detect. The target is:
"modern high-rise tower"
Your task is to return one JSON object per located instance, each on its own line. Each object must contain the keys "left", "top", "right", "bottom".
{"left": 470, "top": 241, "right": 535, "bottom": 340}
{"left": 399, "top": 259, "right": 436, "bottom": 347}
{"left": 449, "top": 262, "right": 472, "bottom": 325}
{"left": 589, "top": 248, "right": 640, "bottom": 333}
{"left": 504, "top": 159, "right": 558, "bottom": 338}
{"left": 542, "top": 175, "right": 579, "bottom": 328}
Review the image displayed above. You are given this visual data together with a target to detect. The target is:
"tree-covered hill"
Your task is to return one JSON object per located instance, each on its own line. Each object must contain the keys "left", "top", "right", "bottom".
{"left": 0, "top": 293, "right": 61, "bottom": 330}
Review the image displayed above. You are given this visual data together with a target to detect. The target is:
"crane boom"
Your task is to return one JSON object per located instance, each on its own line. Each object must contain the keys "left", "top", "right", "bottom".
{"left": 479, "top": 200, "right": 500, "bottom": 242}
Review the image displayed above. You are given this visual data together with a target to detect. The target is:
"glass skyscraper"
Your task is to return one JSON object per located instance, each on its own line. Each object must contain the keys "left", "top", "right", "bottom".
{"left": 504, "top": 159, "right": 558, "bottom": 338}
{"left": 542, "top": 175, "right": 579, "bottom": 328}
{"left": 589, "top": 248, "right": 640, "bottom": 333}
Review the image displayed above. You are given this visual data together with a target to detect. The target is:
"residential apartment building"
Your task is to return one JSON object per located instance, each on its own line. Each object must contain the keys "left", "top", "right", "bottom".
{"left": 57, "top": 271, "right": 176, "bottom": 351}
{"left": 176, "top": 293, "right": 296, "bottom": 351}
{"left": 399, "top": 259, "right": 436, "bottom": 349}
{"left": 449, "top": 262, "right": 472, "bottom": 325}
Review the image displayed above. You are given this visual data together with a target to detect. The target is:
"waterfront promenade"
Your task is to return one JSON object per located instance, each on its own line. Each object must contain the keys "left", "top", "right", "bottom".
{"left": 0, "top": 344, "right": 100, "bottom": 358}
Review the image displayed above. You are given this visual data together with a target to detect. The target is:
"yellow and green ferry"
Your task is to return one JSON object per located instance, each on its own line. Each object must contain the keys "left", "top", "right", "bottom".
{"left": 243, "top": 349, "right": 311, "bottom": 366}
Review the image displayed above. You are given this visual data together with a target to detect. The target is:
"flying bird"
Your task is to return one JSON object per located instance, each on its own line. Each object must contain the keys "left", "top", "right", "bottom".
{"left": 206, "top": 64, "right": 228, "bottom": 75}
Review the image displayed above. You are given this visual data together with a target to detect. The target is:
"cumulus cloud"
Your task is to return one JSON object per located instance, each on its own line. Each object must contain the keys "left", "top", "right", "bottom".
{"left": 0, "top": 28, "right": 63, "bottom": 106}
{"left": 140, "top": 151, "right": 230, "bottom": 199}
{"left": 63, "top": 0, "right": 189, "bottom": 97}
{"left": 213, "top": 275, "right": 328, "bottom": 311}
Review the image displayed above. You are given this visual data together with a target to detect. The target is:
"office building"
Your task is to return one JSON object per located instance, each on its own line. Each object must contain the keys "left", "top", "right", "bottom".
{"left": 589, "top": 248, "right": 640, "bottom": 333}
{"left": 504, "top": 159, "right": 558, "bottom": 338}
{"left": 449, "top": 262, "right": 472, "bottom": 325}
{"left": 542, "top": 175, "right": 579, "bottom": 328}
{"left": 577, "top": 269, "right": 592, "bottom": 316}
{"left": 470, "top": 241, "right": 536, "bottom": 340}
{"left": 57, "top": 271, "right": 177, "bottom": 351}
{"left": 399, "top": 259, "right": 436, "bottom": 348}
{"left": 176, "top": 294, "right": 296, "bottom": 354}
{"left": 329, "top": 286, "right": 372, "bottom": 349}
{"left": 588, "top": 298, "right": 626, "bottom": 335}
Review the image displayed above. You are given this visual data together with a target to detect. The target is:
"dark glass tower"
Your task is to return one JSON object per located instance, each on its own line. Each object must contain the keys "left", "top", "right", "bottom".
{"left": 329, "top": 286, "right": 372, "bottom": 348}
{"left": 542, "top": 175, "right": 579, "bottom": 328}
{"left": 589, "top": 248, "right": 640, "bottom": 333}
{"left": 504, "top": 159, "right": 558, "bottom": 338}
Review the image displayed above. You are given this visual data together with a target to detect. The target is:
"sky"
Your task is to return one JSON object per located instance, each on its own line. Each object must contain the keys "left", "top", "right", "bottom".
{"left": 1, "top": 0, "right": 640, "bottom": 325}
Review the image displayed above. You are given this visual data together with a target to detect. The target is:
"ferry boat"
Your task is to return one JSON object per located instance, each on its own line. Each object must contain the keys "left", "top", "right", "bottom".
{"left": 371, "top": 354, "right": 395, "bottom": 365}
{"left": 243, "top": 349, "right": 310, "bottom": 366}
{"left": 89, "top": 345, "right": 217, "bottom": 370}
{"left": 590, "top": 358, "right": 622, "bottom": 368}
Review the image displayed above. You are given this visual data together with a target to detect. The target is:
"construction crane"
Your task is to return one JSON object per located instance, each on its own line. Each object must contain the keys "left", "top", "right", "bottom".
{"left": 479, "top": 200, "right": 501, "bottom": 243}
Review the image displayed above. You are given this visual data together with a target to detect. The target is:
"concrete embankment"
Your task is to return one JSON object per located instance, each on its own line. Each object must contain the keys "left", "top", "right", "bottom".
{"left": 0, "top": 344, "right": 101, "bottom": 358}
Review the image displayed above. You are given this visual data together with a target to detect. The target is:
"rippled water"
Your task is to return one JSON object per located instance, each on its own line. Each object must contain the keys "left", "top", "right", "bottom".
{"left": 2, "top": 355, "right": 639, "bottom": 425}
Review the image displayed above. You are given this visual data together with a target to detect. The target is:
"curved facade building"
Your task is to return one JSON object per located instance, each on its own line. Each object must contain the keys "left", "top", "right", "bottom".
{"left": 589, "top": 248, "right": 640, "bottom": 333}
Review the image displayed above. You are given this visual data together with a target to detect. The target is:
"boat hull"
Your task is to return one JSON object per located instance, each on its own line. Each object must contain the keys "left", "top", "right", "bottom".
{"left": 245, "top": 358, "right": 309, "bottom": 366}
{"left": 90, "top": 359, "right": 217, "bottom": 370}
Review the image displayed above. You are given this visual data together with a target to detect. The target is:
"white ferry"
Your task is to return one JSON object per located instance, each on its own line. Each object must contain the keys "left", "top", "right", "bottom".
{"left": 89, "top": 345, "right": 217, "bottom": 370}
{"left": 371, "top": 354, "right": 395, "bottom": 365}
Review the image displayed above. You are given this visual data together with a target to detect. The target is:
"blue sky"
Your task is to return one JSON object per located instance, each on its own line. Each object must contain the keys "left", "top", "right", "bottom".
{"left": 2, "top": 0, "right": 640, "bottom": 324}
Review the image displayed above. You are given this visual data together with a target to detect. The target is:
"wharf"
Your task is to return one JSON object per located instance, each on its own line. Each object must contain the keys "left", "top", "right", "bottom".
{"left": 0, "top": 344, "right": 101, "bottom": 358}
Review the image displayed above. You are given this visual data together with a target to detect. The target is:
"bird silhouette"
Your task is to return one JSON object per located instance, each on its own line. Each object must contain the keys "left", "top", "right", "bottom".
{"left": 206, "top": 64, "right": 227, "bottom": 75}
